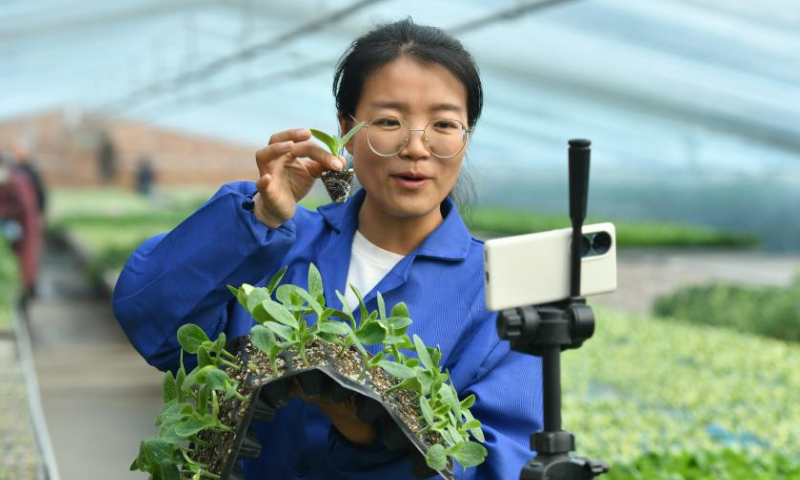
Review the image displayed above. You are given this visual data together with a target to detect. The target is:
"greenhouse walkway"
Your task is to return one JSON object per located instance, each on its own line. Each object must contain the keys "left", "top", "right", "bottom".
{"left": 26, "top": 239, "right": 161, "bottom": 480}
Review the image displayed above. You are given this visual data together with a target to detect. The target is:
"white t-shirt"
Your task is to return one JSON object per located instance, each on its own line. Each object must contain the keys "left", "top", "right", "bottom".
{"left": 342, "top": 230, "right": 405, "bottom": 310}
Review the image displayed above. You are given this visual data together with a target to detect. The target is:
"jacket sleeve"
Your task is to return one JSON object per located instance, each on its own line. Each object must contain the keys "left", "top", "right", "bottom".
{"left": 112, "top": 181, "right": 297, "bottom": 372}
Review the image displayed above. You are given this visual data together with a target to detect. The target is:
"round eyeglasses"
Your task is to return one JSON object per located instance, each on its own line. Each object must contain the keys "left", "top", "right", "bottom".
{"left": 354, "top": 116, "right": 474, "bottom": 159}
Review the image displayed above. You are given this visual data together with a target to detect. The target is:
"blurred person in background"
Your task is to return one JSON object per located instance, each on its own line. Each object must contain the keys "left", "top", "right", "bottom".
{"left": 11, "top": 138, "right": 47, "bottom": 215}
{"left": 0, "top": 150, "right": 42, "bottom": 305}
{"left": 134, "top": 154, "right": 157, "bottom": 197}
{"left": 97, "top": 130, "right": 118, "bottom": 183}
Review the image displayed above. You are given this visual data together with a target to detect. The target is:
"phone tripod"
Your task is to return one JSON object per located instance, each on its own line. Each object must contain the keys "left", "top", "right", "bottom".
{"left": 496, "top": 140, "right": 609, "bottom": 480}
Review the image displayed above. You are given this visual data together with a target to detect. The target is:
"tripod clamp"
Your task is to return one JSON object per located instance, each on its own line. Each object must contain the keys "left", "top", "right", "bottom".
{"left": 496, "top": 139, "right": 609, "bottom": 480}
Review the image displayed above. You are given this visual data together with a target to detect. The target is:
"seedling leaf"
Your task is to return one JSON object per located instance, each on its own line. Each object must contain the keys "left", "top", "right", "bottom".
{"left": 177, "top": 324, "right": 209, "bottom": 354}
{"left": 162, "top": 372, "right": 177, "bottom": 404}
{"left": 266, "top": 266, "right": 288, "bottom": 294}
{"left": 414, "top": 334, "right": 435, "bottom": 371}
{"left": 310, "top": 129, "right": 339, "bottom": 155}
{"left": 451, "top": 441, "right": 488, "bottom": 468}
{"left": 420, "top": 395, "right": 435, "bottom": 426}
{"left": 356, "top": 321, "right": 387, "bottom": 345}
{"left": 425, "top": 443, "right": 447, "bottom": 471}
{"left": 318, "top": 321, "right": 351, "bottom": 336}
{"left": 261, "top": 299, "right": 299, "bottom": 329}
{"left": 339, "top": 121, "right": 365, "bottom": 147}
{"left": 378, "top": 360, "right": 416, "bottom": 379}
{"left": 251, "top": 325, "right": 277, "bottom": 353}
{"left": 308, "top": 263, "right": 323, "bottom": 300}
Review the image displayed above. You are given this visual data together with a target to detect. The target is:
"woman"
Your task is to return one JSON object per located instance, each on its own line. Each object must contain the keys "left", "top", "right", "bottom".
{"left": 113, "top": 18, "right": 543, "bottom": 480}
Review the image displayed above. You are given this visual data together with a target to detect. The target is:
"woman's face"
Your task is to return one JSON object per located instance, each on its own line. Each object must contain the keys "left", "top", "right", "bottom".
{"left": 340, "top": 55, "right": 469, "bottom": 223}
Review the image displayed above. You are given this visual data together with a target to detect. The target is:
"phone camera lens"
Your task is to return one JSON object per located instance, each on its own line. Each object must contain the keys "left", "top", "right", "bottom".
{"left": 592, "top": 231, "right": 612, "bottom": 255}
{"left": 581, "top": 235, "right": 591, "bottom": 257}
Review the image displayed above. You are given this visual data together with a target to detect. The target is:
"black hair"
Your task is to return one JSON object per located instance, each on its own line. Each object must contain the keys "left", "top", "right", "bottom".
{"left": 334, "top": 18, "right": 481, "bottom": 210}
{"left": 333, "top": 17, "right": 483, "bottom": 128}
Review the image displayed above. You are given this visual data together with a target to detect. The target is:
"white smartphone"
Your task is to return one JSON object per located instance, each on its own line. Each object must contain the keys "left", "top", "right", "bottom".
{"left": 483, "top": 223, "right": 617, "bottom": 310}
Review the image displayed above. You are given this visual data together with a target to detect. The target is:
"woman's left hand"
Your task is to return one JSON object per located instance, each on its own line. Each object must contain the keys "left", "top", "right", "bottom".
{"left": 289, "top": 379, "right": 378, "bottom": 447}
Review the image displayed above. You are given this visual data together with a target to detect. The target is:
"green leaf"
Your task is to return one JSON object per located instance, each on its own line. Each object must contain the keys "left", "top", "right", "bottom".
{"left": 251, "top": 325, "right": 277, "bottom": 354}
{"left": 356, "top": 321, "right": 387, "bottom": 345}
{"left": 425, "top": 443, "right": 448, "bottom": 471}
{"left": 282, "top": 285, "right": 323, "bottom": 316}
{"left": 434, "top": 404, "right": 451, "bottom": 416}
{"left": 263, "top": 321, "right": 294, "bottom": 342}
{"left": 390, "top": 302, "right": 410, "bottom": 318}
{"left": 214, "top": 332, "right": 227, "bottom": 356}
{"left": 261, "top": 299, "right": 299, "bottom": 329}
{"left": 460, "top": 394, "right": 476, "bottom": 410}
{"left": 440, "top": 385, "right": 462, "bottom": 419}
{"left": 316, "top": 331, "right": 338, "bottom": 344}
{"left": 131, "top": 441, "right": 146, "bottom": 471}
{"left": 143, "top": 438, "right": 174, "bottom": 465}
{"left": 162, "top": 371, "right": 177, "bottom": 404}
{"left": 347, "top": 329, "right": 368, "bottom": 356}
{"left": 226, "top": 284, "right": 239, "bottom": 299}
{"left": 197, "top": 345, "right": 213, "bottom": 368}
{"left": 463, "top": 410, "right": 485, "bottom": 442}
{"left": 378, "top": 360, "right": 416, "bottom": 379}
{"left": 377, "top": 292, "right": 387, "bottom": 320}
{"left": 318, "top": 321, "right": 351, "bottom": 336}
{"left": 155, "top": 400, "right": 184, "bottom": 427}
{"left": 177, "top": 324, "right": 209, "bottom": 354}
{"left": 404, "top": 358, "right": 420, "bottom": 368}
{"left": 266, "top": 266, "right": 288, "bottom": 294}
{"left": 205, "top": 369, "right": 231, "bottom": 392}
{"left": 196, "top": 384, "right": 210, "bottom": 414}
{"left": 384, "top": 333, "right": 412, "bottom": 346}
{"left": 237, "top": 284, "right": 255, "bottom": 307}
{"left": 413, "top": 334, "right": 435, "bottom": 371}
{"left": 250, "top": 301, "right": 272, "bottom": 324}
{"left": 339, "top": 121, "right": 365, "bottom": 148}
{"left": 308, "top": 263, "right": 323, "bottom": 301}
{"left": 350, "top": 285, "right": 369, "bottom": 321}
{"left": 246, "top": 287, "right": 272, "bottom": 313}
{"left": 386, "top": 376, "right": 422, "bottom": 394}
{"left": 430, "top": 346, "right": 442, "bottom": 368}
{"left": 450, "top": 441, "right": 488, "bottom": 468}
{"left": 462, "top": 419, "right": 481, "bottom": 430}
{"left": 440, "top": 426, "right": 456, "bottom": 446}
{"left": 173, "top": 415, "right": 213, "bottom": 438}
{"left": 386, "top": 316, "right": 413, "bottom": 330}
{"left": 417, "top": 371, "right": 433, "bottom": 396}
{"left": 158, "top": 460, "right": 181, "bottom": 480}
{"left": 310, "top": 128, "right": 339, "bottom": 156}
{"left": 420, "top": 395, "right": 435, "bottom": 426}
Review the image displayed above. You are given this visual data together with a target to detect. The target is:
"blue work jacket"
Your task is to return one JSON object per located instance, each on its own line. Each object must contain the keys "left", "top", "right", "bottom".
{"left": 113, "top": 181, "right": 543, "bottom": 480}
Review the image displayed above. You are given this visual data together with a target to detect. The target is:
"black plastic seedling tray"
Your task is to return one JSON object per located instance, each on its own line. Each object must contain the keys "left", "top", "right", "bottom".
{"left": 215, "top": 337, "right": 453, "bottom": 480}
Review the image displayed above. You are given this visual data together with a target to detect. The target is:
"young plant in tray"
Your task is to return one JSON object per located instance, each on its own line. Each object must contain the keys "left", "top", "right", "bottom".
{"left": 232, "top": 263, "right": 488, "bottom": 472}
{"left": 136, "top": 262, "right": 488, "bottom": 479}
{"left": 130, "top": 327, "right": 247, "bottom": 480}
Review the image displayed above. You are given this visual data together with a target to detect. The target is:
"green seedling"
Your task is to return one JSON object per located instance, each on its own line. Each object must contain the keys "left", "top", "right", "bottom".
{"left": 132, "top": 328, "right": 245, "bottom": 480}
{"left": 138, "top": 262, "right": 487, "bottom": 480}
{"left": 310, "top": 122, "right": 366, "bottom": 158}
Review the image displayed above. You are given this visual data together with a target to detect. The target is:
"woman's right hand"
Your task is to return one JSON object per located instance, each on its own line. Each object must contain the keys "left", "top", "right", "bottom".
{"left": 253, "top": 128, "right": 346, "bottom": 228}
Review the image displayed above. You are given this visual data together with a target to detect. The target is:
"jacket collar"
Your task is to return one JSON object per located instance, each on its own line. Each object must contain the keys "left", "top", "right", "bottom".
{"left": 316, "top": 188, "right": 472, "bottom": 262}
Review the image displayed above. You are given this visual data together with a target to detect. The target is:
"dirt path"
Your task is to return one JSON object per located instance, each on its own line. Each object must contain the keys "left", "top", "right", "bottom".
{"left": 26, "top": 241, "right": 161, "bottom": 480}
